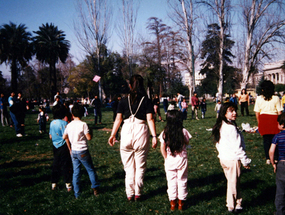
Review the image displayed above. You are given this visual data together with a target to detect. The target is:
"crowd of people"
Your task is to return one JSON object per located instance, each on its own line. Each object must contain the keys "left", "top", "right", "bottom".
{"left": 3, "top": 78, "right": 285, "bottom": 214}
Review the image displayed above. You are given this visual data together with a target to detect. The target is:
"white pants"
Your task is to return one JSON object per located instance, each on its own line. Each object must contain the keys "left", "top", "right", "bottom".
{"left": 120, "top": 118, "right": 150, "bottom": 197}
{"left": 220, "top": 159, "right": 242, "bottom": 209}
{"left": 165, "top": 156, "right": 188, "bottom": 201}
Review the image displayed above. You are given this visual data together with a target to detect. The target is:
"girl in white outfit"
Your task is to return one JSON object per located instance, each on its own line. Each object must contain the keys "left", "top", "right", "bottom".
{"left": 159, "top": 110, "right": 192, "bottom": 211}
{"left": 212, "top": 102, "right": 251, "bottom": 213}
{"left": 108, "top": 75, "right": 157, "bottom": 201}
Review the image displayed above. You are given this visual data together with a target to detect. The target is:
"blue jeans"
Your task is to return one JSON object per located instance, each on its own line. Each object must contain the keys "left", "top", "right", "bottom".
{"left": 276, "top": 161, "right": 285, "bottom": 215}
{"left": 72, "top": 150, "right": 100, "bottom": 198}
{"left": 10, "top": 111, "right": 20, "bottom": 134}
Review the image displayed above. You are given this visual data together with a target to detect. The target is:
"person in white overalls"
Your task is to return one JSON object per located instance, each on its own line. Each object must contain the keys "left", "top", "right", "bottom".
{"left": 108, "top": 75, "right": 157, "bottom": 201}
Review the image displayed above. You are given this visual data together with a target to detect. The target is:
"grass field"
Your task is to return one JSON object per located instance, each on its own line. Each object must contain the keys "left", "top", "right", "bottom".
{"left": 0, "top": 102, "right": 277, "bottom": 215}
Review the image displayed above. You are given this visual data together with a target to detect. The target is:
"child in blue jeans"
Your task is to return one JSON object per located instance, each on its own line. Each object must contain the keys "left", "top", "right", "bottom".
{"left": 269, "top": 112, "right": 285, "bottom": 215}
{"left": 63, "top": 103, "right": 100, "bottom": 198}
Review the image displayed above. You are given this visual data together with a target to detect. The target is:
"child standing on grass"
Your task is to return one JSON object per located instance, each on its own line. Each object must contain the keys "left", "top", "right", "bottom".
{"left": 37, "top": 106, "right": 49, "bottom": 133}
{"left": 200, "top": 98, "right": 207, "bottom": 119}
{"left": 181, "top": 98, "right": 188, "bottom": 120}
{"left": 158, "top": 110, "right": 192, "bottom": 211}
{"left": 215, "top": 100, "right": 222, "bottom": 118}
{"left": 49, "top": 104, "right": 72, "bottom": 191}
{"left": 63, "top": 103, "right": 100, "bottom": 199}
{"left": 269, "top": 113, "right": 285, "bottom": 215}
{"left": 212, "top": 102, "right": 251, "bottom": 213}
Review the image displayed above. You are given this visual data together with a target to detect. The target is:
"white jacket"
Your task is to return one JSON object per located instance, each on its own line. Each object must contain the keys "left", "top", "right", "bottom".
{"left": 216, "top": 121, "right": 251, "bottom": 166}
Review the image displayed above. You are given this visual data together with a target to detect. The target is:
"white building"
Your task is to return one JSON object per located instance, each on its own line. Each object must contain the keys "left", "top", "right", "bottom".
{"left": 263, "top": 60, "right": 285, "bottom": 84}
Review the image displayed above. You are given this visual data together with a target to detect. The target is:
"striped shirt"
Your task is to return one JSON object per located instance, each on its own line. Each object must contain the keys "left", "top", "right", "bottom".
{"left": 272, "top": 130, "right": 285, "bottom": 161}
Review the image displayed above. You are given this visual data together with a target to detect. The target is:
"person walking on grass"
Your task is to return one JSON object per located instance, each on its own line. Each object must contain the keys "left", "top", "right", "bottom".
{"left": 108, "top": 74, "right": 157, "bottom": 202}
{"left": 91, "top": 95, "right": 102, "bottom": 125}
{"left": 49, "top": 104, "right": 72, "bottom": 192}
{"left": 159, "top": 110, "right": 192, "bottom": 211}
{"left": 8, "top": 92, "right": 21, "bottom": 137}
{"left": 63, "top": 103, "right": 100, "bottom": 199}
{"left": 254, "top": 80, "right": 283, "bottom": 165}
{"left": 191, "top": 92, "right": 199, "bottom": 120}
{"left": 212, "top": 102, "right": 251, "bottom": 213}
{"left": 269, "top": 113, "right": 285, "bottom": 215}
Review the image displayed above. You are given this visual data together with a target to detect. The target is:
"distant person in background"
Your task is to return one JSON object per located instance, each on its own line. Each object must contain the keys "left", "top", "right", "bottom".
{"left": 200, "top": 98, "right": 207, "bottom": 119}
{"left": 191, "top": 92, "right": 199, "bottom": 120}
{"left": 162, "top": 95, "right": 168, "bottom": 114}
{"left": 181, "top": 98, "right": 188, "bottom": 120}
{"left": 16, "top": 92, "right": 28, "bottom": 136}
{"left": 37, "top": 106, "right": 49, "bottom": 134}
{"left": 0, "top": 93, "right": 9, "bottom": 126}
{"left": 153, "top": 94, "right": 163, "bottom": 122}
{"left": 91, "top": 95, "right": 102, "bottom": 125}
{"left": 8, "top": 92, "right": 21, "bottom": 137}
{"left": 281, "top": 91, "right": 285, "bottom": 113}
{"left": 215, "top": 100, "right": 222, "bottom": 118}
{"left": 177, "top": 93, "right": 184, "bottom": 111}
{"left": 239, "top": 89, "right": 250, "bottom": 116}
{"left": 254, "top": 80, "right": 283, "bottom": 164}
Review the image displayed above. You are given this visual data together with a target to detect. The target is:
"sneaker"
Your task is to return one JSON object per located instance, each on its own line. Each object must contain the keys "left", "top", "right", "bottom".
{"left": 135, "top": 195, "right": 141, "bottom": 201}
{"left": 127, "top": 196, "right": 134, "bottom": 202}
{"left": 66, "top": 183, "right": 72, "bottom": 192}
{"left": 235, "top": 205, "right": 243, "bottom": 212}
{"left": 39, "top": 130, "right": 42, "bottom": 134}
{"left": 93, "top": 188, "right": 99, "bottom": 196}
{"left": 266, "top": 159, "right": 271, "bottom": 165}
{"left": 228, "top": 207, "right": 234, "bottom": 212}
{"left": 16, "top": 133, "right": 23, "bottom": 137}
{"left": 170, "top": 199, "right": 177, "bottom": 211}
{"left": 52, "top": 183, "right": 57, "bottom": 190}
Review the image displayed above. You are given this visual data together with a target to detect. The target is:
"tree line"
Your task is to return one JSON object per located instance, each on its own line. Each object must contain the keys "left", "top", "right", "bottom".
{"left": 1, "top": 0, "right": 285, "bottom": 101}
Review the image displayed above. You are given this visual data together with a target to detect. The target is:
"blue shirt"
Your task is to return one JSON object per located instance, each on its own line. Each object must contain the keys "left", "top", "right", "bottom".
{"left": 8, "top": 96, "right": 16, "bottom": 107}
{"left": 49, "top": 119, "right": 68, "bottom": 148}
{"left": 272, "top": 130, "right": 285, "bottom": 161}
{"left": 0, "top": 98, "right": 3, "bottom": 110}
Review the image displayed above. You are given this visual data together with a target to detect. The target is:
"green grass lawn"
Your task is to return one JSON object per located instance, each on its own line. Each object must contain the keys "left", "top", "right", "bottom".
{"left": 0, "top": 102, "right": 277, "bottom": 215}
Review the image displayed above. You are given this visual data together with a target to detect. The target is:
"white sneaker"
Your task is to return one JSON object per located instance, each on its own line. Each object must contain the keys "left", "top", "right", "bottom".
{"left": 16, "top": 133, "right": 23, "bottom": 137}
{"left": 52, "top": 183, "right": 57, "bottom": 190}
{"left": 235, "top": 205, "right": 243, "bottom": 211}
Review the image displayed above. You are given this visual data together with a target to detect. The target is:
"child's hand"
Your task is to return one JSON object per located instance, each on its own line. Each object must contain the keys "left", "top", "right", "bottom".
{"left": 108, "top": 135, "right": 116, "bottom": 147}
{"left": 152, "top": 137, "right": 157, "bottom": 149}
{"left": 273, "top": 164, "right": 277, "bottom": 173}
{"left": 244, "top": 165, "right": 250, "bottom": 169}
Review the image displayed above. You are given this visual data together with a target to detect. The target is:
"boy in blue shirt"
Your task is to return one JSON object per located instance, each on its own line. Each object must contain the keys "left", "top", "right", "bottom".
{"left": 269, "top": 112, "right": 285, "bottom": 215}
{"left": 49, "top": 104, "right": 72, "bottom": 191}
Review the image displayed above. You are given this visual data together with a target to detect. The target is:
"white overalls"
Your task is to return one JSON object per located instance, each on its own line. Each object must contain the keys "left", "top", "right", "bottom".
{"left": 120, "top": 96, "right": 150, "bottom": 198}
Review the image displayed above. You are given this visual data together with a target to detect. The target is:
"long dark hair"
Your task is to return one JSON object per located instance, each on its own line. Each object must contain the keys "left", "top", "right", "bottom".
{"left": 241, "top": 88, "right": 247, "bottom": 95}
{"left": 212, "top": 102, "right": 237, "bottom": 143}
{"left": 163, "top": 110, "right": 185, "bottom": 156}
{"left": 129, "top": 74, "right": 147, "bottom": 104}
{"left": 260, "top": 80, "right": 275, "bottom": 101}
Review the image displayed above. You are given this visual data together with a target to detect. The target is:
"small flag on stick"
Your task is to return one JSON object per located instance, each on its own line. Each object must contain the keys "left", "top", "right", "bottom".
{"left": 93, "top": 75, "right": 101, "bottom": 82}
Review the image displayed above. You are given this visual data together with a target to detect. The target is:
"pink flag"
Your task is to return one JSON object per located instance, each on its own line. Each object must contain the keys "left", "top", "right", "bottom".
{"left": 93, "top": 75, "right": 101, "bottom": 82}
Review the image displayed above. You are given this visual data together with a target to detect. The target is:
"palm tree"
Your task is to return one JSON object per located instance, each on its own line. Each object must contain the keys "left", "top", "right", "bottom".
{"left": 33, "top": 23, "right": 70, "bottom": 99}
{"left": 0, "top": 22, "right": 33, "bottom": 92}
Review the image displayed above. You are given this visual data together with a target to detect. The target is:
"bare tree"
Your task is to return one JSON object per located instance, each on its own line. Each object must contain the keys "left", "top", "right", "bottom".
{"left": 74, "top": 0, "right": 112, "bottom": 99}
{"left": 146, "top": 17, "right": 169, "bottom": 96}
{"left": 199, "top": 0, "right": 232, "bottom": 101}
{"left": 168, "top": 0, "right": 201, "bottom": 100}
{"left": 239, "top": 0, "right": 285, "bottom": 89}
{"left": 116, "top": 0, "right": 140, "bottom": 78}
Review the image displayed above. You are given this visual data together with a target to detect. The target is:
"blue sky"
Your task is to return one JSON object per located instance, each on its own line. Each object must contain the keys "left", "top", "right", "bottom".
{"left": 0, "top": 0, "right": 169, "bottom": 78}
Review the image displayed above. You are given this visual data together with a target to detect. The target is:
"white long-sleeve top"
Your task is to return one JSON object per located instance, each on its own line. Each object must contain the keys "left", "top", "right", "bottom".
{"left": 216, "top": 121, "right": 251, "bottom": 167}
